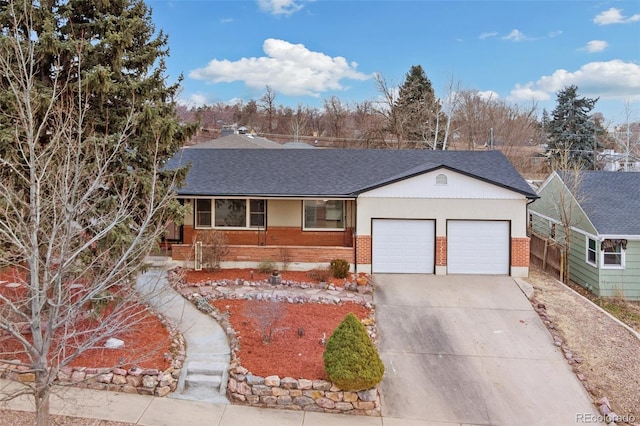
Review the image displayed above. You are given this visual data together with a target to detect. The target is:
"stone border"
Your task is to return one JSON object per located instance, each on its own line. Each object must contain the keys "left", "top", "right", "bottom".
{"left": 169, "top": 268, "right": 381, "bottom": 416}
{"left": 227, "top": 367, "right": 380, "bottom": 415}
{"left": 0, "top": 311, "right": 186, "bottom": 398}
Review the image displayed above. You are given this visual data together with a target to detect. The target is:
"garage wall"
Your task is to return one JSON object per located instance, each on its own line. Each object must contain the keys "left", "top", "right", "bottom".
{"left": 356, "top": 170, "right": 531, "bottom": 276}
{"left": 357, "top": 170, "right": 529, "bottom": 237}
{"left": 357, "top": 198, "right": 529, "bottom": 236}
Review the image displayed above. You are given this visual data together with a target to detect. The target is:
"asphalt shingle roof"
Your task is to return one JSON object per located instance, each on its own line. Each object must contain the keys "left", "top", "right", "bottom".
{"left": 166, "top": 148, "right": 537, "bottom": 199}
{"left": 559, "top": 171, "right": 640, "bottom": 235}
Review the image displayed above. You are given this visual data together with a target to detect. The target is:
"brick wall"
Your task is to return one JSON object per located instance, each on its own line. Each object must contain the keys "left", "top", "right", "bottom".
{"left": 355, "top": 235, "right": 372, "bottom": 265}
{"left": 183, "top": 226, "right": 353, "bottom": 247}
{"left": 511, "top": 237, "right": 531, "bottom": 267}
{"left": 171, "top": 244, "right": 354, "bottom": 264}
{"left": 436, "top": 236, "right": 447, "bottom": 266}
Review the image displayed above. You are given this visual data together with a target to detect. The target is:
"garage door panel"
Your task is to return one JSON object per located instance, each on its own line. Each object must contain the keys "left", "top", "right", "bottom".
{"left": 448, "top": 221, "right": 509, "bottom": 275}
{"left": 372, "top": 219, "right": 435, "bottom": 274}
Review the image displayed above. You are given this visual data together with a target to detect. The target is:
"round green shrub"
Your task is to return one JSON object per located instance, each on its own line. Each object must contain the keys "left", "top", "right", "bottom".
{"left": 323, "top": 312, "right": 385, "bottom": 391}
{"left": 329, "top": 258, "right": 350, "bottom": 279}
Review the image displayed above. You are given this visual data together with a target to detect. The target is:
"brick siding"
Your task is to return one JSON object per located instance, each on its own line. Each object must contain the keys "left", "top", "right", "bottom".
{"left": 355, "top": 235, "right": 372, "bottom": 264}
{"left": 436, "top": 236, "right": 447, "bottom": 266}
{"left": 182, "top": 225, "right": 353, "bottom": 247}
{"left": 171, "top": 244, "right": 354, "bottom": 264}
{"left": 511, "top": 237, "right": 531, "bottom": 267}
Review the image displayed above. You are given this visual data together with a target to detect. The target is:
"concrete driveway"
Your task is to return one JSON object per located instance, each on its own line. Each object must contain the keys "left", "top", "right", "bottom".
{"left": 374, "top": 274, "right": 600, "bottom": 426}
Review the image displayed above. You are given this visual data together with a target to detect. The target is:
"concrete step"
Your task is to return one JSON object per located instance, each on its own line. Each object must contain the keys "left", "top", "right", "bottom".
{"left": 187, "top": 361, "right": 227, "bottom": 376}
{"left": 185, "top": 374, "right": 222, "bottom": 389}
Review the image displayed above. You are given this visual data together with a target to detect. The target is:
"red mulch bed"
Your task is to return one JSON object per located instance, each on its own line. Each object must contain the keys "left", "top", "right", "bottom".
{"left": 0, "top": 268, "right": 171, "bottom": 371}
{"left": 212, "top": 299, "right": 369, "bottom": 380}
{"left": 185, "top": 268, "right": 373, "bottom": 380}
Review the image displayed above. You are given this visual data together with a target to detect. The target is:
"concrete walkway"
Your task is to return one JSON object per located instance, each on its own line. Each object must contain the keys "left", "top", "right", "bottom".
{"left": 136, "top": 258, "right": 230, "bottom": 403}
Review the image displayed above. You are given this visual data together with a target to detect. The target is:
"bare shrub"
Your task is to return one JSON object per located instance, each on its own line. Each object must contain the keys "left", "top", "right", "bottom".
{"left": 194, "top": 230, "right": 229, "bottom": 271}
{"left": 307, "top": 267, "right": 331, "bottom": 283}
{"left": 279, "top": 247, "right": 292, "bottom": 271}
{"left": 243, "top": 298, "right": 288, "bottom": 344}
{"left": 257, "top": 259, "right": 276, "bottom": 274}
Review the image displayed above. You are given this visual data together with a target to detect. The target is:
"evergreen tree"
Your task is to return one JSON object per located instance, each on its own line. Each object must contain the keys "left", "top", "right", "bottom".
{"left": 545, "top": 85, "right": 599, "bottom": 169}
{"left": 394, "top": 65, "right": 447, "bottom": 148}
{"left": 0, "top": 1, "right": 192, "bottom": 424}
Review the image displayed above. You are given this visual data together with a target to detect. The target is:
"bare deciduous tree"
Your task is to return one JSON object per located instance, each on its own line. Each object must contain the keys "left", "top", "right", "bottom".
{"left": 0, "top": 3, "right": 185, "bottom": 425}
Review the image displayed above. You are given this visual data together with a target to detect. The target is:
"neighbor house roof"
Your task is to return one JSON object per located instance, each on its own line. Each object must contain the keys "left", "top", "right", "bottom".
{"left": 559, "top": 171, "right": 640, "bottom": 236}
{"left": 187, "top": 134, "right": 283, "bottom": 149}
{"left": 167, "top": 149, "right": 537, "bottom": 200}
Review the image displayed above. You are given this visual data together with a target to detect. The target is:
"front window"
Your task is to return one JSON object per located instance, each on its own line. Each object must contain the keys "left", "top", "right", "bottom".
{"left": 196, "top": 199, "right": 212, "bottom": 227}
{"left": 250, "top": 199, "right": 266, "bottom": 228}
{"left": 586, "top": 238, "right": 597, "bottom": 266}
{"left": 303, "top": 200, "right": 345, "bottom": 230}
{"left": 195, "top": 198, "right": 266, "bottom": 228}
{"left": 215, "top": 199, "right": 246, "bottom": 227}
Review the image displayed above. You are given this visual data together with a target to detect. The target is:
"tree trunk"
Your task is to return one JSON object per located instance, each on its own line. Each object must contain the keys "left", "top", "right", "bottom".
{"left": 35, "top": 371, "right": 50, "bottom": 426}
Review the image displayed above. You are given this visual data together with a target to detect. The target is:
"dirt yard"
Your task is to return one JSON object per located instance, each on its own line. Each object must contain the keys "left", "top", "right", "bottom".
{"left": 528, "top": 267, "right": 640, "bottom": 424}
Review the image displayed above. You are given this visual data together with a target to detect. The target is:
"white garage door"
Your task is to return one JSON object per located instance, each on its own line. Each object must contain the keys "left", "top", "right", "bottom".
{"left": 448, "top": 220, "right": 510, "bottom": 275}
{"left": 372, "top": 219, "right": 435, "bottom": 274}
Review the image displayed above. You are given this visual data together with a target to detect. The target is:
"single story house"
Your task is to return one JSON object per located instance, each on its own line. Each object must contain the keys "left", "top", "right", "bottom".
{"left": 165, "top": 148, "right": 537, "bottom": 277}
{"left": 529, "top": 171, "right": 640, "bottom": 299}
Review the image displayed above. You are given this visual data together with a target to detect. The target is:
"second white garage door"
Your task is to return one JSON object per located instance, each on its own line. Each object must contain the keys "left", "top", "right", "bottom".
{"left": 448, "top": 220, "right": 510, "bottom": 275}
{"left": 372, "top": 219, "right": 435, "bottom": 274}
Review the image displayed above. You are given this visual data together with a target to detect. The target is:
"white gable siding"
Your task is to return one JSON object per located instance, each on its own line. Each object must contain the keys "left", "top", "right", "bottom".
{"left": 359, "top": 170, "right": 523, "bottom": 200}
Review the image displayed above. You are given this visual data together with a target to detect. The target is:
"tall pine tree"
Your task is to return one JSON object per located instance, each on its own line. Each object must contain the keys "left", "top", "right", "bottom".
{"left": 394, "top": 65, "right": 447, "bottom": 148}
{"left": 546, "top": 85, "right": 599, "bottom": 169}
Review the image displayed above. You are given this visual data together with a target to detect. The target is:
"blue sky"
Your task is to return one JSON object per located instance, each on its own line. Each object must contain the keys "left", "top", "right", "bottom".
{"left": 148, "top": 0, "right": 640, "bottom": 123}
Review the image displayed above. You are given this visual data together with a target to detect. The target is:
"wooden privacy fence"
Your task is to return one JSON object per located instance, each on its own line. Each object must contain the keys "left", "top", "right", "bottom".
{"left": 530, "top": 233, "right": 563, "bottom": 280}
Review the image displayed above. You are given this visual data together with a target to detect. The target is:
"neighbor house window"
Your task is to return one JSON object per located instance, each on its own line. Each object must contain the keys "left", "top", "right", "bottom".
{"left": 601, "top": 239, "right": 626, "bottom": 268}
{"left": 303, "top": 200, "right": 345, "bottom": 230}
{"left": 586, "top": 238, "right": 597, "bottom": 266}
{"left": 195, "top": 198, "right": 266, "bottom": 228}
{"left": 195, "top": 199, "right": 212, "bottom": 227}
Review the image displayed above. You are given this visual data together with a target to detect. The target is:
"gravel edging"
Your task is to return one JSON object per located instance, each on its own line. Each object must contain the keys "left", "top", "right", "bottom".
{"left": 527, "top": 269, "right": 640, "bottom": 426}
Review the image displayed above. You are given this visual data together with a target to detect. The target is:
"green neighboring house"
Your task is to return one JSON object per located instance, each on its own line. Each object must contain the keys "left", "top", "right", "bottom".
{"left": 529, "top": 171, "right": 640, "bottom": 300}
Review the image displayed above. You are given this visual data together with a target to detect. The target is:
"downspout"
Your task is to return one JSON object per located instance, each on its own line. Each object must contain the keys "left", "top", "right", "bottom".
{"left": 353, "top": 196, "right": 358, "bottom": 273}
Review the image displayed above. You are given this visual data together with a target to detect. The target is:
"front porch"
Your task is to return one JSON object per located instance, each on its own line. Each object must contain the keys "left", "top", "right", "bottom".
{"left": 171, "top": 243, "right": 355, "bottom": 271}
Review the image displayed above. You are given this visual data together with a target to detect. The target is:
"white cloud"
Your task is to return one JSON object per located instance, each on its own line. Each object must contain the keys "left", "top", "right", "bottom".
{"left": 479, "top": 31, "right": 498, "bottom": 40}
{"left": 178, "top": 93, "right": 209, "bottom": 107}
{"left": 477, "top": 90, "right": 500, "bottom": 101}
{"left": 503, "top": 29, "right": 528, "bottom": 42}
{"left": 508, "top": 83, "right": 551, "bottom": 102}
{"left": 548, "top": 30, "right": 563, "bottom": 38}
{"left": 508, "top": 60, "right": 640, "bottom": 102}
{"left": 582, "top": 40, "right": 608, "bottom": 53}
{"left": 594, "top": 8, "right": 640, "bottom": 25}
{"left": 189, "top": 38, "right": 371, "bottom": 97}
{"left": 257, "top": 0, "right": 304, "bottom": 16}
